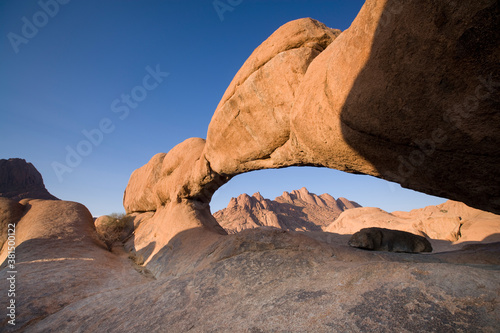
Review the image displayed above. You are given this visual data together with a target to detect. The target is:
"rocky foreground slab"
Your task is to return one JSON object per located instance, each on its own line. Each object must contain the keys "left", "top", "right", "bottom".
{"left": 2, "top": 212, "right": 499, "bottom": 332}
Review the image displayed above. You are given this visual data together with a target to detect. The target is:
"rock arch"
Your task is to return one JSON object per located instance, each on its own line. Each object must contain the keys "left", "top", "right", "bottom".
{"left": 123, "top": 0, "right": 500, "bottom": 269}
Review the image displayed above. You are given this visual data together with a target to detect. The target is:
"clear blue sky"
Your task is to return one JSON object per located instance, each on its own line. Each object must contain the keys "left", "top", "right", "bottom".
{"left": 0, "top": 0, "right": 446, "bottom": 216}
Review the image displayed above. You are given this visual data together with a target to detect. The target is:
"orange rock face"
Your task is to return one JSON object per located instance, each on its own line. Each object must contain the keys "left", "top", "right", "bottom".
{"left": 0, "top": 0, "right": 500, "bottom": 332}
{"left": 0, "top": 199, "right": 150, "bottom": 329}
{"left": 123, "top": 0, "right": 499, "bottom": 268}
{"left": 205, "top": 18, "right": 341, "bottom": 175}
{"left": 2, "top": 2, "right": 500, "bottom": 330}
{"left": 327, "top": 200, "right": 500, "bottom": 251}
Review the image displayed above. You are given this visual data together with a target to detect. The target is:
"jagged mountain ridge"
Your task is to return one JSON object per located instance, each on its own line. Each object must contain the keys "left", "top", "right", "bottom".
{"left": 213, "top": 187, "right": 361, "bottom": 233}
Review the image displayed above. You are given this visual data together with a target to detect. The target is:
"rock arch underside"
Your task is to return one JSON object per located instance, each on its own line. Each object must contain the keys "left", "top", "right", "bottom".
{"left": 123, "top": 0, "right": 500, "bottom": 269}
{"left": 2, "top": 0, "right": 500, "bottom": 331}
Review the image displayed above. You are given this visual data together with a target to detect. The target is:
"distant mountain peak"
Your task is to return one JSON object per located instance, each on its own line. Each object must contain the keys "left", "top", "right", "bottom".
{"left": 214, "top": 188, "right": 361, "bottom": 233}
{"left": 252, "top": 191, "right": 263, "bottom": 199}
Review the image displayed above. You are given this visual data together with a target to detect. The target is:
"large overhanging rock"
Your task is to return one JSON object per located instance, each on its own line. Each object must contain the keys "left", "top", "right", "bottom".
{"left": 123, "top": 0, "right": 499, "bottom": 267}
{"left": 205, "top": 18, "right": 341, "bottom": 174}
{"left": 290, "top": 0, "right": 500, "bottom": 211}
{"left": 124, "top": 18, "right": 341, "bottom": 214}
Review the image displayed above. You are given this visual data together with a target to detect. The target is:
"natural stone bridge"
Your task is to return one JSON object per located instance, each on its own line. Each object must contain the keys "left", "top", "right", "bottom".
{"left": 123, "top": 0, "right": 499, "bottom": 268}
{"left": 2, "top": 1, "right": 499, "bottom": 330}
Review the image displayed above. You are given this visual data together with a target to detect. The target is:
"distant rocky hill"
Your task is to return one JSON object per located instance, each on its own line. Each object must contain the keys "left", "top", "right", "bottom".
{"left": 213, "top": 187, "right": 361, "bottom": 233}
{"left": 215, "top": 187, "right": 500, "bottom": 249}
{"left": 0, "top": 158, "right": 58, "bottom": 201}
{"left": 326, "top": 200, "right": 500, "bottom": 248}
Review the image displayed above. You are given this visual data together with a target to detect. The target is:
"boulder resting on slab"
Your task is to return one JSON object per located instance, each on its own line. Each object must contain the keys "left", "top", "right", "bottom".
{"left": 348, "top": 227, "right": 433, "bottom": 253}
